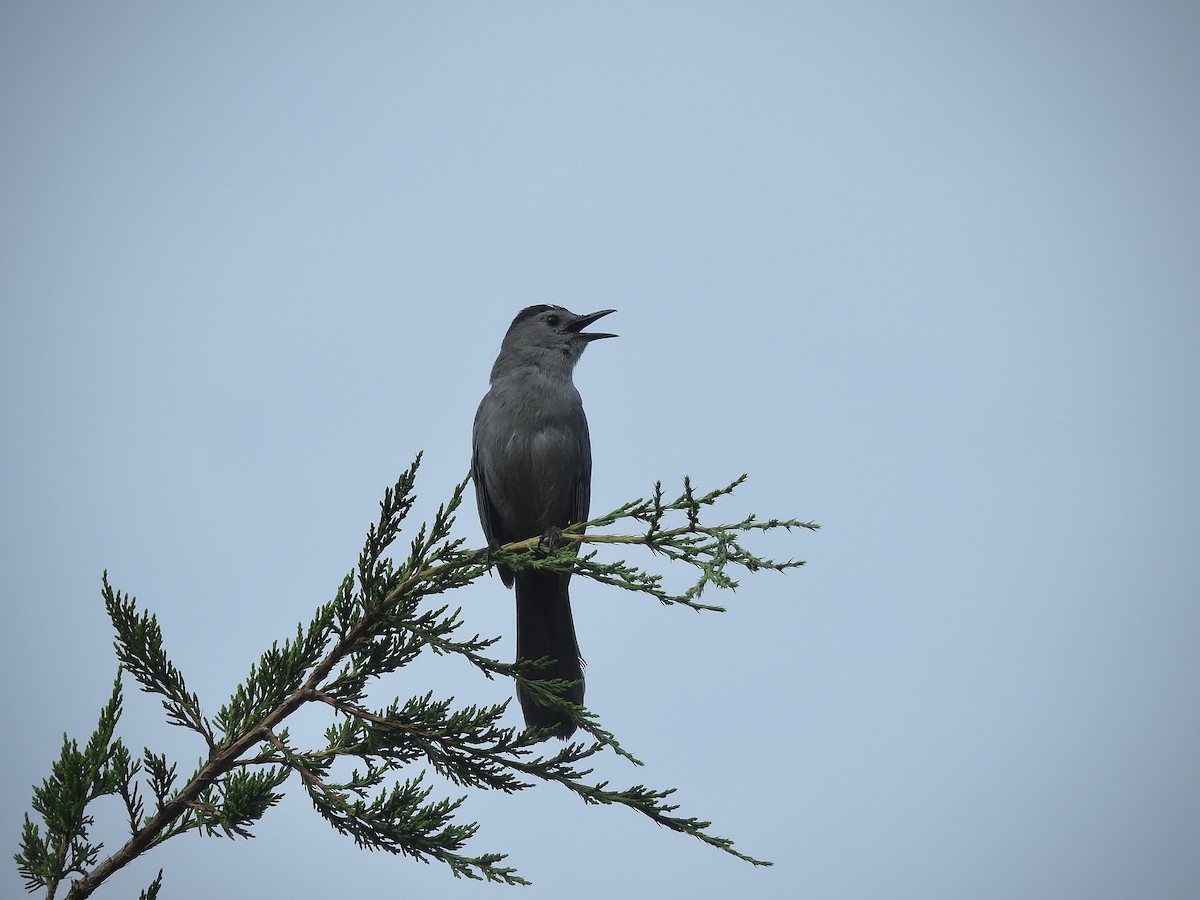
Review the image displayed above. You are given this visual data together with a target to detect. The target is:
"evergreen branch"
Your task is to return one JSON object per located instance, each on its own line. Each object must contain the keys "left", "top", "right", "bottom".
{"left": 136, "top": 871, "right": 162, "bottom": 900}
{"left": 15, "top": 675, "right": 128, "bottom": 898}
{"left": 266, "top": 729, "right": 528, "bottom": 885}
{"left": 491, "top": 474, "right": 817, "bottom": 613}
{"left": 564, "top": 780, "right": 771, "bottom": 867}
{"left": 18, "top": 457, "right": 814, "bottom": 897}
{"left": 103, "top": 578, "right": 215, "bottom": 753}
{"left": 214, "top": 612, "right": 336, "bottom": 742}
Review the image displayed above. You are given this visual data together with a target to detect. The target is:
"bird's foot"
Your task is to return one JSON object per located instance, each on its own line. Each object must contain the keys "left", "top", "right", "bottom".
{"left": 539, "top": 526, "right": 564, "bottom": 551}
{"left": 482, "top": 541, "right": 501, "bottom": 572}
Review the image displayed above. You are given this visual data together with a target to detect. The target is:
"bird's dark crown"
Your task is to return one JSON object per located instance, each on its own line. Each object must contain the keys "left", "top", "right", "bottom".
{"left": 510, "top": 304, "right": 567, "bottom": 328}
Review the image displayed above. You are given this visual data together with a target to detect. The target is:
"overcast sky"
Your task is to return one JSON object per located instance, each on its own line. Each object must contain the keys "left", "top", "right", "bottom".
{"left": 2, "top": 4, "right": 1198, "bottom": 899}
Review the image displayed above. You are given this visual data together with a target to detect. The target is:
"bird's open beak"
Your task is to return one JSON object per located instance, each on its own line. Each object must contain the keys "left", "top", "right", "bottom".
{"left": 568, "top": 309, "right": 618, "bottom": 341}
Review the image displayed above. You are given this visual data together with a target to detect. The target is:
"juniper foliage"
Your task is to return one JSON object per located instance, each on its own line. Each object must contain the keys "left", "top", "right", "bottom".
{"left": 15, "top": 454, "right": 817, "bottom": 898}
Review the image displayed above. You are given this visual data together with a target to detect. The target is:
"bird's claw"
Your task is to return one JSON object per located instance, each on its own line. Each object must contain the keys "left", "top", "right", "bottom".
{"left": 539, "top": 526, "right": 564, "bottom": 551}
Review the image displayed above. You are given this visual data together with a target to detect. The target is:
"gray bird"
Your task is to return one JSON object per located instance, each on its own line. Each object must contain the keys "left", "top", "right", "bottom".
{"left": 472, "top": 305, "right": 617, "bottom": 739}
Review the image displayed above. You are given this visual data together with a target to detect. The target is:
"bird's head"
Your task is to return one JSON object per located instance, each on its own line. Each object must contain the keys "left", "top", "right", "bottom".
{"left": 496, "top": 305, "right": 617, "bottom": 373}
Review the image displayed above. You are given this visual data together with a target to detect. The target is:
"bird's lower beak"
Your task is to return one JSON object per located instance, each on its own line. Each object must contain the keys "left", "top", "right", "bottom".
{"left": 569, "top": 309, "right": 618, "bottom": 341}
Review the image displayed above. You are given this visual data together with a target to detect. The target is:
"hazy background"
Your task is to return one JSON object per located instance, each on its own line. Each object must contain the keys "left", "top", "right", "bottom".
{"left": 3, "top": 3, "right": 1197, "bottom": 898}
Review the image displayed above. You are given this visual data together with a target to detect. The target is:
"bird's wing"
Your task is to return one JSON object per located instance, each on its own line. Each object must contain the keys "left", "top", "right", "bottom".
{"left": 471, "top": 442, "right": 499, "bottom": 549}
{"left": 570, "top": 414, "right": 593, "bottom": 531}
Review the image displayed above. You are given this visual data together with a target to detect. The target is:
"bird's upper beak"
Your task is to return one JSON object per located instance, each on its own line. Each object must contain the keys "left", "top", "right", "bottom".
{"left": 567, "top": 309, "right": 618, "bottom": 341}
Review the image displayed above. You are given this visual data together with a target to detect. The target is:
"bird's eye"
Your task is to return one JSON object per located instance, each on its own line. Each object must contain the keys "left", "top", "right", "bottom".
{"left": 545, "top": 314, "right": 561, "bottom": 327}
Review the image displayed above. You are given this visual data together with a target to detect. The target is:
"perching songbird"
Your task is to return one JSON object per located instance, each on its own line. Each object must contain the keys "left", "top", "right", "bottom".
{"left": 471, "top": 305, "right": 617, "bottom": 738}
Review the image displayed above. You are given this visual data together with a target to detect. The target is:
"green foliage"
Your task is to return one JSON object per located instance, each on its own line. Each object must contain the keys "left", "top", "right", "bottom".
{"left": 14, "top": 454, "right": 817, "bottom": 898}
{"left": 16, "top": 677, "right": 128, "bottom": 897}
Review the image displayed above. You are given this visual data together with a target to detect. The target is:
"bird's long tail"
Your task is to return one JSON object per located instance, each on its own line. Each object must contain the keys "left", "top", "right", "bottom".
{"left": 514, "top": 570, "right": 584, "bottom": 739}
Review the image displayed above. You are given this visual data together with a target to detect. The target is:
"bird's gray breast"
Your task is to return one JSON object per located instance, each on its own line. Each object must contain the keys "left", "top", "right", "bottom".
{"left": 474, "top": 376, "right": 591, "bottom": 542}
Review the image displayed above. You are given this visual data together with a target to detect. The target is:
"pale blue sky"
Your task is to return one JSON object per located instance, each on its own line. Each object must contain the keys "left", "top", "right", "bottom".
{"left": 3, "top": 4, "right": 1198, "bottom": 898}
